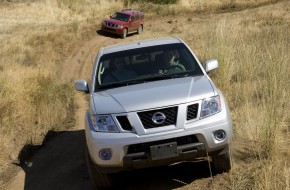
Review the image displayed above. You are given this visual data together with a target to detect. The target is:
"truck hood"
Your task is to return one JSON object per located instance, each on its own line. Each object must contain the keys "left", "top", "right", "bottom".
{"left": 91, "top": 76, "right": 215, "bottom": 114}
{"left": 105, "top": 18, "right": 127, "bottom": 25}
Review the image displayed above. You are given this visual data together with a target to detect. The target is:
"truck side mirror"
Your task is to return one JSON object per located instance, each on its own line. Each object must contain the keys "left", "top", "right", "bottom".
{"left": 75, "top": 80, "right": 90, "bottom": 94}
{"left": 205, "top": 59, "right": 219, "bottom": 73}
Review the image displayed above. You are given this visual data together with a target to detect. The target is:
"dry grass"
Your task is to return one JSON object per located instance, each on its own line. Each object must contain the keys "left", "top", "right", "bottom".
{"left": 129, "top": 0, "right": 285, "bottom": 17}
{"left": 0, "top": 0, "right": 123, "bottom": 182}
{"left": 0, "top": 0, "right": 289, "bottom": 189}
{"left": 134, "top": 0, "right": 290, "bottom": 189}
{"left": 195, "top": 3, "right": 290, "bottom": 189}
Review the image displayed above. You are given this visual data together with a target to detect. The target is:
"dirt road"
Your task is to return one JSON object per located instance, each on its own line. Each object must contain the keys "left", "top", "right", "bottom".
{"left": 2, "top": 23, "right": 234, "bottom": 189}
{"left": 2, "top": 30, "right": 213, "bottom": 189}
{"left": 5, "top": 1, "right": 286, "bottom": 187}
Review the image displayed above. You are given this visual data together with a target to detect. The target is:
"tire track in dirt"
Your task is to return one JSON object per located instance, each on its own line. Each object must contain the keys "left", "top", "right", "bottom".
{"left": 3, "top": 0, "right": 290, "bottom": 188}
{"left": 3, "top": 31, "right": 218, "bottom": 189}
{"left": 2, "top": 32, "right": 126, "bottom": 190}
{"left": 6, "top": 1, "right": 287, "bottom": 187}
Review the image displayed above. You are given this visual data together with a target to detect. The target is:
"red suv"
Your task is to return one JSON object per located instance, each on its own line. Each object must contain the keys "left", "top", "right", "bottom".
{"left": 101, "top": 9, "right": 144, "bottom": 39}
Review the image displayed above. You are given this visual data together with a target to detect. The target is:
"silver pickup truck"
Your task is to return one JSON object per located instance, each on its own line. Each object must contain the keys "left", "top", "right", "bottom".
{"left": 75, "top": 37, "right": 232, "bottom": 189}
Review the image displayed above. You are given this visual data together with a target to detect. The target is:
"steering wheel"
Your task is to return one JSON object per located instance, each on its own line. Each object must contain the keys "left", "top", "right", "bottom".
{"left": 165, "top": 64, "right": 185, "bottom": 72}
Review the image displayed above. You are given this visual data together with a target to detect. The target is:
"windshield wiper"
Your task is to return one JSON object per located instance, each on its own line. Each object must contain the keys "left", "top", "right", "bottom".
{"left": 141, "top": 75, "right": 172, "bottom": 82}
{"left": 97, "top": 79, "right": 145, "bottom": 90}
{"left": 97, "top": 83, "right": 123, "bottom": 90}
{"left": 143, "top": 72, "right": 192, "bottom": 81}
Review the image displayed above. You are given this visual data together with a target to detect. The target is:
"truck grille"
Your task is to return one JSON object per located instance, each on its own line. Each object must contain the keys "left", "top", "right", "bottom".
{"left": 104, "top": 22, "right": 118, "bottom": 28}
{"left": 137, "top": 107, "right": 178, "bottom": 129}
{"left": 116, "top": 116, "right": 133, "bottom": 131}
{"left": 187, "top": 103, "right": 199, "bottom": 120}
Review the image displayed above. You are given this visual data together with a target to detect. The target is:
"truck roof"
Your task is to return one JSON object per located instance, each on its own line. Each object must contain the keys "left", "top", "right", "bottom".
{"left": 118, "top": 9, "right": 143, "bottom": 15}
{"left": 101, "top": 37, "right": 183, "bottom": 55}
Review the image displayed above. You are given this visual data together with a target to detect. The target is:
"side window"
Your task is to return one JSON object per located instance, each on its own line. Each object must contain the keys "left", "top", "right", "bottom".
{"left": 135, "top": 14, "right": 139, "bottom": 21}
{"left": 131, "top": 16, "right": 135, "bottom": 22}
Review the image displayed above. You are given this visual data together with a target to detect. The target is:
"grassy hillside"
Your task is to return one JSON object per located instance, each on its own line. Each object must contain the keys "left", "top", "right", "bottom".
{"left": 0, "top": 0, "right": 124, "bottom": 184}
{"left": 0, "top": 0, "right": 289, "bottom": 189}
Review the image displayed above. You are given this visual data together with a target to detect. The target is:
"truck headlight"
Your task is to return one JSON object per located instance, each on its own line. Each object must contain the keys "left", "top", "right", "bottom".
{"left": 200, "top": 96, "right": 221, "bottom": 118}
{"left": 92, "top": 115, "right": 119, "bottom": 132}
{"left": 116, "top": 25, "right": 123, "bottom": 29}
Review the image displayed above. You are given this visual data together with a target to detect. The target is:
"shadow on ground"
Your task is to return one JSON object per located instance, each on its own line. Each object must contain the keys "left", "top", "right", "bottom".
{"left": 96, "top": 30, "right": 136, "bottom": 39}
{"left": 16, "top": 130, "right": 216, "bottom": 190}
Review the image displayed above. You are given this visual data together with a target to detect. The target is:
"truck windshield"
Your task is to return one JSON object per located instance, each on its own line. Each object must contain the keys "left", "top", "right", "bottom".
{"left": 96, "top": 43, "right": 204, "bottom": 91}
{"left": 111, "top": 13, "right": 130, "bottom": 22}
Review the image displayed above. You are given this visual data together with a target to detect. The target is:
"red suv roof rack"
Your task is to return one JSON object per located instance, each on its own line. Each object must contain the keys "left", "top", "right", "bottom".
{"left": 122, "top": 8, "right": 132, "bottom": 11}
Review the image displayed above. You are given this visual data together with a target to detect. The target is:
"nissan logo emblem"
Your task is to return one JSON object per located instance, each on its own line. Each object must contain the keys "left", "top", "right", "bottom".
{"left": 152, "top": 112, "right": 166, "bottom": 124}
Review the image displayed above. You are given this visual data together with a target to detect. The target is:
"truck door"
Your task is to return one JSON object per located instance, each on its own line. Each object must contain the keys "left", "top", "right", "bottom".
{"left": 129, "top": 15, "right": 138, "bottom": 32}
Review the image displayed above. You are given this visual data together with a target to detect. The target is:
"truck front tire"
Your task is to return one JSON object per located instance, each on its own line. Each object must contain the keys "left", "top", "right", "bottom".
{"left": 86, "top": 148, "right": 117, "bottom": 189}
{"left": 212, "top": 151, "right": 232, "bottom": 172}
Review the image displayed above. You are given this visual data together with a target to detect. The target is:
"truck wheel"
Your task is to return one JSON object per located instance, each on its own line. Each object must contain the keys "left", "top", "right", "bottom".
{"left": 137, "top": 25, "right": 143, "bottom": 34}
{"left": 212, "top": 151, "right": 232, "bottom": 172}
{"left": 86, "top": 148, "right": 117, "bottom": 189}
{"left": 122, "top": 28, "right": 127, "bottom": 39}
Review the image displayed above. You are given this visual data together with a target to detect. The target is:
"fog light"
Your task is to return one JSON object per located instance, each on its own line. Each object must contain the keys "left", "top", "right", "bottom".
{"left": 214, "top": 130, "right": 226, "bottom": 141}
{"left": 99, "top": 149, "right": 112, "bottom": 160}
